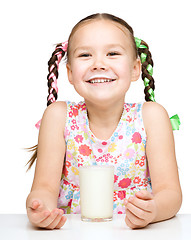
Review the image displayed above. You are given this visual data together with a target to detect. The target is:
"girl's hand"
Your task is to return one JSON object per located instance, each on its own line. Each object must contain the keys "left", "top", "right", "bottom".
{"left": 124, "top": 190, "right": 157, "bottom": 229}
{"left": 27, "top": 199, "right": 67, "bottom": 229}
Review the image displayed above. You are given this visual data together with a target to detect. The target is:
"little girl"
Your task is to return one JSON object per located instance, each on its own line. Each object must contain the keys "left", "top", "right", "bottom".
{"left": 26, "top": 13, "right": 182, "bottom": 230}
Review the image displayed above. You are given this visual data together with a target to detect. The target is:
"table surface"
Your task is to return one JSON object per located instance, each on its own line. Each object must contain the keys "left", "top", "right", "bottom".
{"left": 0, "top": 214, "right": 190, "bottom": 240}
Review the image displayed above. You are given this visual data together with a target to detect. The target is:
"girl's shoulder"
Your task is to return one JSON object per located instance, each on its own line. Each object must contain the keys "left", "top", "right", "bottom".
{"left": 41, "top": 101, "right": 67, "bottom": 131}
{"left": 142, "top": 101, "right": 172, "bottom": 135}
{"left": 43, "top": 101, "right": 67, "bottom": 117}
{"left": 142, "top": 101, "right": 167, "bottom": 115}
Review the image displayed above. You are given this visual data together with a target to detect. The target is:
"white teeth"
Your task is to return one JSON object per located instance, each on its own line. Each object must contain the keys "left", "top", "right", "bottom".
{"left": 89, "top": 79, "right": 114, "bottom": 84}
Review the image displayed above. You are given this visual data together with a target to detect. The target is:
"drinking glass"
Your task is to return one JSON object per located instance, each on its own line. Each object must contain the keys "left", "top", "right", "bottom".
{"left": 79, "top": 165, "right": 114, "bottom": 222}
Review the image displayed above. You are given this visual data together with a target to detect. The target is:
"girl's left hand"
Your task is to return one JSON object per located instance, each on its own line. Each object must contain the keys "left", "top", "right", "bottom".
{"left": 124, "top": 190, "right": 157, "bottom": 229}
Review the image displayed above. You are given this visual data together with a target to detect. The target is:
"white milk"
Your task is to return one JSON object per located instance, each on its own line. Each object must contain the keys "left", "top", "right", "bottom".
{"left": 79, "top": 165, "right": 114, "bottom": 221}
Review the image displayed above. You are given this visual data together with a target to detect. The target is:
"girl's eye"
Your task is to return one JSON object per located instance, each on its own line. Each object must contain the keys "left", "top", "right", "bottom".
{"left": 79, "top": 53, "right": 91, "bottom": 57}
{"left": 107, "top": 52, "right": 120, "bottom": 56}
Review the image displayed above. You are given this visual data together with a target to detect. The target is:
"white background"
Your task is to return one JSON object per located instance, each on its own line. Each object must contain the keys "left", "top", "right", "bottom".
{"left": 0, "top": 0, "right": 190, "bottom": 214}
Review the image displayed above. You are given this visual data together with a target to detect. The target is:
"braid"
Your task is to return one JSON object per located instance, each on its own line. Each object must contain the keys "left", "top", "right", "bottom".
{"left": 135, "top": 38, "right": 155, "bottom": 102}
{"left": 47, "top": 42, "right": 67, "bottom": 106}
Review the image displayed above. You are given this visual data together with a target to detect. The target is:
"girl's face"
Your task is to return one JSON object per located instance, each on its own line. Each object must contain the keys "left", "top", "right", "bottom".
{"left": 67, "top": 20, "right": 141, "bottom": 105}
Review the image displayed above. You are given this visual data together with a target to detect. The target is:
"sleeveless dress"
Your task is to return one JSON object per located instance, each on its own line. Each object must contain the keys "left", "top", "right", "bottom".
{"left": 57, "top": 101, "right": 152, "bottom": 214}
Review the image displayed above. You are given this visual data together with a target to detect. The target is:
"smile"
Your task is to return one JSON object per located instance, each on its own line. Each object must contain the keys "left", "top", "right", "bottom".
{"left": 87, "top": 78, "right": 116, "bottom": 84}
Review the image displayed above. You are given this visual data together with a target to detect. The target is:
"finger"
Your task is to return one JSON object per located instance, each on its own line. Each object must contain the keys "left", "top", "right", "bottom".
{"left": 38, "top": 209, "right": 61, "bottom": 229}
{"left": 135, "top": 190, "right": 153, "bottom": 200}
{"left": 127, "top": 196, "right": 153, "bottom": 212}
{"left": 28, "top": 199, "right": 44, "bottom": 212}
{"left": 46, "top": 211, "right": 64, "bottom": 230}
{"left": 125, "top": 208, "right": 146, "bottom": 228}
{"left": 125, "top": 214, "right": 136, "bottom": 229}
{"left": 31, "top": 200, "right": 40, "bottom": 210}
{"left": 126, "top": 201, "right": 150, "bottom": 220}
{"left": 55, "top": 216, "right": 67, "bottom": 229}
{"left": 29, "top": 210, "right": 51, "bottom": 225}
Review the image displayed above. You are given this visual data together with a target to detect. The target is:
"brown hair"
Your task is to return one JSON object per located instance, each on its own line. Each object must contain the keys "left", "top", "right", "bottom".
{"left": 26, "top": 13, "right": 155, "bottom": 170}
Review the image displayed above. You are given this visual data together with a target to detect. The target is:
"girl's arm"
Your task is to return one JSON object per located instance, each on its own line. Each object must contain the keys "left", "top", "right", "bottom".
{"left": 26, "top": 101, "right": 67, "bottom": 229}
{"left": 124, "top": 102, "right": 182, "bottom": 229}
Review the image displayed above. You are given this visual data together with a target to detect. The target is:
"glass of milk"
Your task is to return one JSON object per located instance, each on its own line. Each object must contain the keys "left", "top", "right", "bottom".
{"left": 79, "top": 165, "right": 114, "bottom": 222}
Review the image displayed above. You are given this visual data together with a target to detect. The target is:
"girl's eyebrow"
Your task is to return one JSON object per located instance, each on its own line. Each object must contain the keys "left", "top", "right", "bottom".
{"left": 73, "top": 46, "right": 91, "bottom": 54}
{"left": 105, "top": 44, "right": 126, "bottom": 50}
{"left": 73, "top": 44, "right": 126, "bottom": 54}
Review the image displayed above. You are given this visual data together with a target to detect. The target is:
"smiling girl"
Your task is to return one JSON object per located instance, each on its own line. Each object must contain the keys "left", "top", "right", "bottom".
{"left": 26, "top": 13, "right": 182, "bottom": 230}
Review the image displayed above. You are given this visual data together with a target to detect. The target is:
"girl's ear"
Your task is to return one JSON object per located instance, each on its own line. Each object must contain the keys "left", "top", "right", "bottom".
{"left": 66, "top": 63, "right": 74, "bottom": 85}
{"left": 131, "top": 58, "right": 141, "bottom": 82}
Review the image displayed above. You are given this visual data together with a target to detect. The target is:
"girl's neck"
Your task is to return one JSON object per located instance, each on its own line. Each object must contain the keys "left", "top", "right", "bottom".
{"left": 85, "top": 99, "right": 125, "bottom": 130}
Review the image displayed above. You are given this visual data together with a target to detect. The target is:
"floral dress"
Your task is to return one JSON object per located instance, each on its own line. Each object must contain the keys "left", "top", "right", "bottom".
{"left": 57, "top": 101, "right": 152, "bottom": 214}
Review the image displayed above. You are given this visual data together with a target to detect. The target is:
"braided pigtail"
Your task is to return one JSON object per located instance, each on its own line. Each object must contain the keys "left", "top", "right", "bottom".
{"left": 26, "top": 41, "right": 68, "bottom": 171}
{"left": 34, "top": 41, "right": 68, "bottom": 130}
{"left": 47, "top": 41, "right": 68, "bottom": 106}
{"left": 134, "top": 37, "right": 180, "bottom": 130}
{"left": 135, "top": 37, "right": 155, "bottom": 102}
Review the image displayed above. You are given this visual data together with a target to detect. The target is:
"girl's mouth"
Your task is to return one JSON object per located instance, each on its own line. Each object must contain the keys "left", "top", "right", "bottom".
{"left": 87, "top": 78, "right": 116, "bottom": 84}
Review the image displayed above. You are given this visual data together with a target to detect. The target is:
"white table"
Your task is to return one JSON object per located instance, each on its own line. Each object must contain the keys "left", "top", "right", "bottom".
{"left": 0, "top": 214, "right": 190, "bottom": 240}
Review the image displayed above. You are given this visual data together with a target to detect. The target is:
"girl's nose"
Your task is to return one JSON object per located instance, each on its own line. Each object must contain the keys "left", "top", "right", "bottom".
{"left": 91, "top": 57, "right": 108, "bottom": 71}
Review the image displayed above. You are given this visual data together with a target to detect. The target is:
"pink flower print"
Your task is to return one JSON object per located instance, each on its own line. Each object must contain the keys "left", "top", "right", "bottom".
{"left": 142, "top": 178, "right": 148, "bottom": 187}
{"left": 132, "top": 132, "right": 142, "bottom": 144}
{"left": 139, "top": 161, "right": 145, "bottom": 167}
{"left": 74, "top": 135, "right": 83, "bottom": 143}
{"left": 102, "top": 141, "right": 107, "bottom": 145}
{"left": 124, "top": 148, "right": 135, "bottom": 159}
{"left": 125, "top": 107, "right": 130, "bottom": 112}
{"left": 71, "top": 125, "right": 75, "bottom": 130}
{"left": 113, "top": 191, "right": 117, "bottom": 202}
{"left": 66, "top": 151, "right": 73, "bottom": 160}
{"left": 118, "top": 190, "right": 126, "bottom": 200}
{"left": 68, "top": 199, "right": 72, "bottom": 208}
{"left": 72, "top": 119, "right": 76, "bottom": 124}
{"left": 118, "top": 135, "right": 123, "bottom": 140}
{"left": 80, "top": 103, "right": 86, "bottom": 111}
{"left": 116, "top": 205, "right": 125, "bottom": 214}
{"left": 63, "top": 179, "right": 70, "bottom": 186}
{"left": 133, "top": 176, "right": 141, "bottom": 184}
{"left": 135, "top": 160, "right": 139, "bottom": 165}
{"left": 64, "top": 128, "right": 70, "bottom": 137}
{"left": 132, "top": 103, "right": 136, "bottom": 108}
{"left": 98, "top": 148, "right": 103, "bottom": 153}
{"left": 114, "top": 175, "right": 119, "bottom": 183}
{"left": 118, "top": 178, "right": 131, "bottom": 188}
{"left": 79, "top": 144, "right": 92, "bottom": 156}
{"left": 69, "top": 111, "right": 73, "bottom": 118}
{"left": 126, "top": 116, "right": 132, "bottom": 123}
{"left": 62, "top": 159, "right": 72, "bottom": 176}
{"left": 72, "top": 108, "right": 78, "bottom": 117}
{"left": 96, "top": 153, "right": 114, "bottom": 163}
{"left": 78, "top": 155, "right": 84, "bottom": 163}
{"left": 65, "top": 160, "right": 72, "bottom": 168}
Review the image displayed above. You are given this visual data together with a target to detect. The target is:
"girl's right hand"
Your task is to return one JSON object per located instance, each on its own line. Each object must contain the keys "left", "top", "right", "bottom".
{"left": 27, "top": 199, "right": 67, "bottom": 229}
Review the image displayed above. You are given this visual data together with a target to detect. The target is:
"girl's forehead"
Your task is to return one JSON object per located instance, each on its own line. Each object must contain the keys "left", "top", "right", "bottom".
{"left": 70, "top": 19, "right": 131, "bottom": 46}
